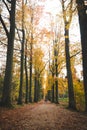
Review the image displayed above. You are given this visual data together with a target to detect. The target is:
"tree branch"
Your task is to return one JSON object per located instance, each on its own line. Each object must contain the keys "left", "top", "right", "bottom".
{"left": 0, "top": 40, "right": 7, "bottom": 46}
{"left": 7, "top": 0, "right": 11, "bottom": 3}
{"left": 2, "top": 0, "right": 10, "bottom": 13}
{"left": 0, "top": 40, "right": 21, "bottom": 51}
{"left": 39, "top": 60, "right": 49, "bottom": 75}
{"left": 0, "top": 14, "right": 9, "bottom": 38}
{"left": 15, "top": 25, "right": 23, "bottom": 43}
{"left": 70, "top": 51, "right": 81, "bottom": 59}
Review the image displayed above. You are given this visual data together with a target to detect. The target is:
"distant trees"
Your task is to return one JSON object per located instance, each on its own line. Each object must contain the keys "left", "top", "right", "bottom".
{"left": 16, "top": 0, "right": 45, "bottom": 104}
{"left": 47, "top": 16, "right": 65, "bottom": 103}
{"left": 0, "top": 0, "right": 45, "bottom": 106}
{"left": 16, "top": 1, "right": 30, "bottom": 104}
{"left": 33, "top": 48, "right": 45, "bottom": 102}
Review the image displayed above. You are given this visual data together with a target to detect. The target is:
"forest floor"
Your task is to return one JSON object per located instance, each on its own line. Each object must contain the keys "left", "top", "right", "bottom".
{"left": 0, "top": 100, "right": 87, "bottom": 130}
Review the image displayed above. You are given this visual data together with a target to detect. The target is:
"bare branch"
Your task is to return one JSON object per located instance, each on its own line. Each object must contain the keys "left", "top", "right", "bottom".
{"left": 15, "top": 25, "right": 22, "bottom": 43}
{"left": 39, "top": 60, "right": 49, "bottom": 75}
{"left": 70, "top": 51, "right": 81, "bottom": 59}
{"left": 7, "top": 0, "right": 11, "bottom": 3}
{"left": 0, "top": 14, "right": 9, "bottom": 38}
{"left": 2, "top": 0, "right": 10, "bottom": 13}
{"left": 0, "top": 40, "right": 7, "bottom": 46}
{"left": 0, "top": 40, "right": 21, "bottom": 51}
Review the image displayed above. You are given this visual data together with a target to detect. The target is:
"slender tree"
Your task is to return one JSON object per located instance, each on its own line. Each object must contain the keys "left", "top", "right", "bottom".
{"left": 50, "top": 56, "right": 55, "bottom": 103}
{"left": 34, "top": 71, "right": 40, "bottom": 102}
{"left": 25, "top": 40, "right": 29, "bottom": 103}
{"left": 29, "top": 33, "right": 33, "bottom": 102}
{"left": 18, "top": 0, "right": 25, "bottom": 104}
{"left": 29, "top": 7, "right": 34, "bottom": 103}
{"left": 34, "top": 69, "right": 38, "bottom": 102}
{"left": 62, "top": 0, "right": 76, "bottom": 109}
{"left": 33, "top": 48, "right": 45, "bottom": 102}
{"left": 54, "top": 43, "right": 59, "bottom": 103}
{"left": 76, "top": 0, "right": 87, "bottom": 111}
{"left": 51, "top": 72, "right": 55, "bottom": 103}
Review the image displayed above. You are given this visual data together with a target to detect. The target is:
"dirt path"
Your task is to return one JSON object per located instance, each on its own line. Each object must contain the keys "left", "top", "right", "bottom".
{"left": 0, "top": 101, "right": 87, "bottom": 130}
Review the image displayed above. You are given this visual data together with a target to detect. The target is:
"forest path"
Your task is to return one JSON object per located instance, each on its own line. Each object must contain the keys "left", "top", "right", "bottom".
{"left": 0, "top": 101, "right": 87, "bottom": 130}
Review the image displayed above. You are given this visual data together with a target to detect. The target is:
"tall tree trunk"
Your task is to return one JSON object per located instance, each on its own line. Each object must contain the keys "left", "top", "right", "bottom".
{"left": 18, "top": 29, "right": 25, "bottom": 104}
{"left": 34, "top": 75, "right": 37, "bottom": 102}
{"left": 25, "top": 41, "right": 29, "bottom": 103}
{"left": 51, "top": 73, "right": 55, "bottom": 103}
{"left": 55, "top": 60, "right": 59, "bottom": 103}
{"left": 29, "top": 10, "right": 33, "bottom": 102}
{"left": 34, "top": 74, "right": 40, "bottom": 102}
{"left": 51, "top": 41, "right": 55, "bottom": 103}
{"left": 29, "top": 41, "right": 33, "bottom": 102}
{"left": 18, "top": 0, "right": 25, "bottom": 104}
{"left": 76, "top": 0, "right": 87, "bottom": 111}
{"left": 37, "top": 76, "right": 40, "bottom": 101}
{"left": 34, "top": 71, "right": 38, "bottom": 102}
{"left": 62, "top": 0, "right": 76, "bottom": 110}
{"left": 54, "top": 45, "right": 59, "bottom": 104}
{"left": 65, "top": 25, "right": 76, "bottom": 109}
{"left": 1, "top": 1, "right": 16, "bottom": 107}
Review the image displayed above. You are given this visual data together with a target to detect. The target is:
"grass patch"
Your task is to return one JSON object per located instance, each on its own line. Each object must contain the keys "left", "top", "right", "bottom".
{"left": 59, "top": 98, "right": 68, "bottom": 107}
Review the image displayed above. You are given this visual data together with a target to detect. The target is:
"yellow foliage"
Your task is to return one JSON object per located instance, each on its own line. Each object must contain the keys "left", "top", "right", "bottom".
{"left": 47, "top": 75, "right": 54, "bottom": 90}
{"left": 58, "top": 78, "right": 68, "bottom": 96}
{"left": 74, "top": 80, "right": 85, "bottom": 111}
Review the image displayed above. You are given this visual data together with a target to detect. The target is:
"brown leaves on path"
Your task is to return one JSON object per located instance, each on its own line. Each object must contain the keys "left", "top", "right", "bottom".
{"left": 0, "top": 101, "right": 87, "bottom": 130}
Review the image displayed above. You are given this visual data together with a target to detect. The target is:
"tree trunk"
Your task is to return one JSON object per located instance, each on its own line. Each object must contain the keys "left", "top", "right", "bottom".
{"left": 37, "top": 76, "right": 40, "bottom": 101}
{"left": 76, "top": 0, "right": 87, "bottom": 111}
{"left": 1, "top": 1, "right": 16, "bottom": 107}
{"left": 34, "top": 71, "right": 38, "bottom": 102}
{"left": 65, "top": 25, "right": 76, "bottom": 109}
{"left": 51, "top": 73, "right": 55, "bottom": 103}
{"left": 34, "top": 69, "right": 42, "bottom": 102}
{"left": 34, "top": 76, "right": 37, "bottom": 102}
{"left": 25, "top": 42, "right": 29, "bottom": 103}
{"left": 18, "top": 0, "right": 25, "bottom": 104}
{"left": 29, "top": 42, "right": 33, "bottom": 102}
{"left": 29, "top": 11, "right": 33, "bottom": 103}
{"left": 34, "top": 75, "right": 40, "bottom": 102}
{"left": 18, "top": 29, "right": 25, "bottom": 104}
{"left": 55, "top": 62, "right": 59, "bottom": 103}
{"left": 54, "top": 46, "right": 59, "bottom": 104}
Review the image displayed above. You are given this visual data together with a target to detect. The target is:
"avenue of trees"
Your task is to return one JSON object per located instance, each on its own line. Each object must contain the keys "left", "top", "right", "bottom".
{"left": 0, "top": 0, "right": 87, "bottom": 112}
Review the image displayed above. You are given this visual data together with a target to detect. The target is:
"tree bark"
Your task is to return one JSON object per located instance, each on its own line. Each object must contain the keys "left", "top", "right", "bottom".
{"left": 76, "top": 0, "right": 87, "bottom": 111}
{"left": 1, "top": 0, "right": 16, "bottom": 107}
{"left": 65, "top": 26, "right": 76, "bottom": 109}
{"left": 29, "top": 41, "right": 33, "bottom": 102}
{"left": 55, "top": 63, "right": 59, "bottom": 103}
{"left": 54, "top": 45, "right": 59, "bottom": 104}
{"left": 18, "top": 29, "right": 25, "bottom": 104}
{"left": 34, "top": 71, "right": 38, "bottom": 102}
{"left": 18, "top": 0, "right": 25, "bottom": 104}
{"left": 37, "top": 76, "right": 40, "bottom": 101}
{"left": 29, "top": 10, "right": 33, "bottom": 103}
{"left": 25, "top": 42, "right": 29, "bottom": 103}
{"left": 51, "top": 73, "right": 55, "bottom": 103}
